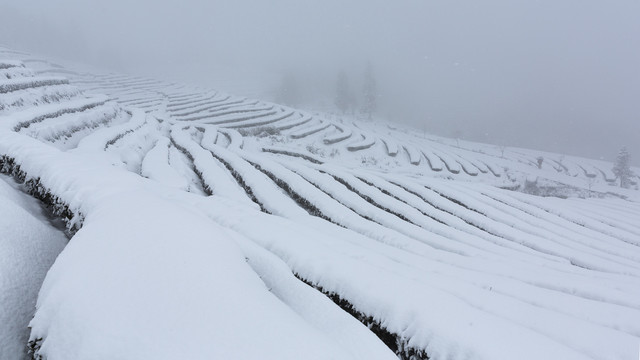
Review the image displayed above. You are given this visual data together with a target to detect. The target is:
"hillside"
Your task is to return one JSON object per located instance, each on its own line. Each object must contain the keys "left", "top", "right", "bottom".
{"left": 1, "top": 46, "right": 639, "bottom": 360}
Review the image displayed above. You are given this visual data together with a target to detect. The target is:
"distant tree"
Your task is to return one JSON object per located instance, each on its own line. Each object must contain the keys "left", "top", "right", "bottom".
{"left": 536, "top": 156, "right": 544, "bottom": 169}
{"left": 277, "top": 71, "right": 300, "bottom": 107}
{"left": 361, "top": 62, "right": 377, "bottom": 119}
{"left": 452, "top": 129, "right": 464, "bottom": 147}
{"left": 335, "top": 71, "right": 351, "bottom": 114}
{"left": 612, "top": 146, "right": 633, "bottom": 188}
{"left": 498, "top": 145, "right": 506, "bottom": 158}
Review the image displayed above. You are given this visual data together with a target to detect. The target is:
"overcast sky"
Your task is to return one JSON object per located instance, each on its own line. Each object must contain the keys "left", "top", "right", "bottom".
{"left": 2, "top": 0, "right": 639, "bottom": 164}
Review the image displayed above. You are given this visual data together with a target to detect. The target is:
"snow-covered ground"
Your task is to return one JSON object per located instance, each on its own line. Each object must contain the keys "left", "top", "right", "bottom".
{"left": 0, "top": 174, "right": 67, "bottom": 360}
{"left": 1, "top": 48, "right": 639, "bottom": 360}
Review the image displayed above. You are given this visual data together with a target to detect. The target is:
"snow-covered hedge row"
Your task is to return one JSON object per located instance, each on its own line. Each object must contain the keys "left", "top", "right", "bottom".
{"left": 170, "top": 126, "right": 258, "bottom": 207}
{"left": 0, "top": 129, "right": 397, "bottom": 360}
{"left": 289, "top": 122, "right": 332, "bottom": 139}
{"left": 0, "top": 155, "right": 82, "bottom": 235}
{"left": 294, "top": 274, "right": 429, "bottom": 360}
{"left": 0, "top": 77, "right": 69, "bottom": 94}
{"left": 262, "top": 146, "right": 324, "bottom": 164}
{"left": 323, "top": 125, "right": 353, "bottom": 145}
{"left": 7, "top": 96, "right": 108, "bottom": 132}
{"left": 0, "top": 60, "right": 25, "bottom": 70}
{"left": 0, "top": 85, "right": 82, "bottom": 115}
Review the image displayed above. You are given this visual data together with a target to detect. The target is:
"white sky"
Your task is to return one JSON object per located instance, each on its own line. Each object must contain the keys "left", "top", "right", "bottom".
{"left": 2, "top": 0, "right": 639, "bottom": 164}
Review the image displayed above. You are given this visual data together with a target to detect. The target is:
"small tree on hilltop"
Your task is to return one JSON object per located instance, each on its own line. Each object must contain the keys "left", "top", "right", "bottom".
{"left": 612, "top": 146, "right": 633, "bottom": 188}
{"left": 361, "top": 62, "right": 377, "bottom": 119}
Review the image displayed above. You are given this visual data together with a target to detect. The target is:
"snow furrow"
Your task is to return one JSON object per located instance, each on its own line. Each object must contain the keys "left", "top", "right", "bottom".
{"left": 170, "top": 126, "right": 256, "bottom": 206}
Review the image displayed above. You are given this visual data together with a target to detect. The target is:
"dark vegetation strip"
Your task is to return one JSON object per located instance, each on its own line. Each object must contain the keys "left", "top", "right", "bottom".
{"left": 106, "top": 78, "right": 162, "bottom": 88}
{"left": 206, "top": 150, "right": 271, "bottom": 214}
{"left": 457, "top": 161, "right": 479, "bottom": 176}
{"left": 1, "top": 157, "right": 432, "bottom": 360}
{"left": 412, "top": 183, "right": 601, "bottom": 264}
{"left": 261, "top": 148, "right": 323, "bottom": 164}
{"left": 0, "top": 62, "right": 23, "bottom": 70}
{"left": 13, "top": 99, "right": 107, "bottom": 132}
{"left": 1, "top": 155, "right": 81, "bottom": 358}
{"left": 323, "top": 130, "right": 352, "bottom": 145}
{"left": 168, "top": 137, "right": 213, "bottom": 196}
{"left": 0, "top": 78, "right": 69, "bottom": 94}
{"left": 420, "top": 152, "right": 443, "bottom": 172}
{"left": 104, "top": 118, "right": 147, "bottom": 150}
{"left": 0, "top": 155, "right": 81, "bottom": 236}
{"left": 286, "top": 168, "right": 381, "bottom": 225}
{"left": 197, "top": 110, "right": 278, "bottom": 125}
{"left": 246, "top": 161, "right": 336, "bottom": 223}
{"left": 227, "top": 111, "right": 294, "bottom": 129}
{"left": 272, "top": 115, "right": 311, "bottom": 131}
{"left": 474, "top": 191, "right": 626, "bottom": 246}
{"left": 169, "top": 97, "right": 238, "bottom": 115}
{"left": 294, "top": 274, "right": 429, "bottom": 360}
{"left": 404, "top": 147, "right": 420, "bottom": 165}
{"left": 480, "top": 161, "right": 502, "bottom": 177}
{"left": 347, "top": 138, "right": 376, "bottom": 152}
{"left": 290, "top": 123, "right": 331, "bottom": 139}
{"left": 426, "top": 186, "right": 486, "bottom": 216}
{"left": 166, "top": 94, "right": 219, "bottom": 108}
{"left": 438, "top": 156, "right": 460, "bottom": 174}
{"left": 356, "top": 177, "right": 447, "bottom": 226}
{"left": 49, "top": 111, "right": 116, "bottom": 143}
{"left": 389, "top": 181, "right": 504, "bottom": 238}
{"left": 166, "top": 92, "right": 199, "bottom": 101}
{"left": 174, "top": 103, "right": 266, "bottom": 118}
{"left": 325, "top": 172, "right": 417, "bottom": 225}
{"left": 380, "top": 139, "right": 398, "bottom": 157}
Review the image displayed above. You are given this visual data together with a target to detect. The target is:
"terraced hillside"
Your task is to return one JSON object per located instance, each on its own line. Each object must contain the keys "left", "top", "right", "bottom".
{"left": 1, "top": 47, "right": 639, "bottom": 360}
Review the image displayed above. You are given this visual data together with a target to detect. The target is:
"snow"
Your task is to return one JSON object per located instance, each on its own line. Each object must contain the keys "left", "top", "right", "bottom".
{"left": 31, "top": 190, "right": 361, "bottom": 360}
{"left": 0, "top": 174, "right": 67, "bottom": 360}
{"left": 0, "top": 77, "right": 69, "bottom": 94}
{"left": 140, "top": 137, "right": 191, "bottom": 191}
{"left": 192, "top": 191, "right": 640, "bottom": 360}
{"left": 0, "top": 131, "right": 395, "bottom": 360}
{"left": 1, "top": 53, "right": 639, "bottom": 360}
{"left": 170, "top": 125, "right": 258, "bottom": 206}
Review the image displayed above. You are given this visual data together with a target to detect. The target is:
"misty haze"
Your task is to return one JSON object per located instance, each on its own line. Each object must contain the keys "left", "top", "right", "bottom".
{"left": 1, "top": 1, "right": 639, "bottom": 360}
{"left": 2, "top": 0, "right": 638, "bottom": 164}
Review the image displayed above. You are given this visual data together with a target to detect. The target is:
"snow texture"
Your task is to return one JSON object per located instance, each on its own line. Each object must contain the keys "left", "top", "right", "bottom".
{"left": 0, "top": 50, "right": 639, "bottom": 360}
{"left": 0, "top": 174, "right": 66, "bottom": 360}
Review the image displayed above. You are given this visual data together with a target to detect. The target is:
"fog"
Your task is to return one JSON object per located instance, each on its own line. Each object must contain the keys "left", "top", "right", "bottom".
{"left": 2, "top": 0, "right": 639, "bottom": 164}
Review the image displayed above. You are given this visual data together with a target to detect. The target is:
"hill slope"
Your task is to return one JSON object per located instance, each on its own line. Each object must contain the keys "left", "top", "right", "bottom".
{"left": 1, "top": 47, "right": 639, "bottom": 360}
